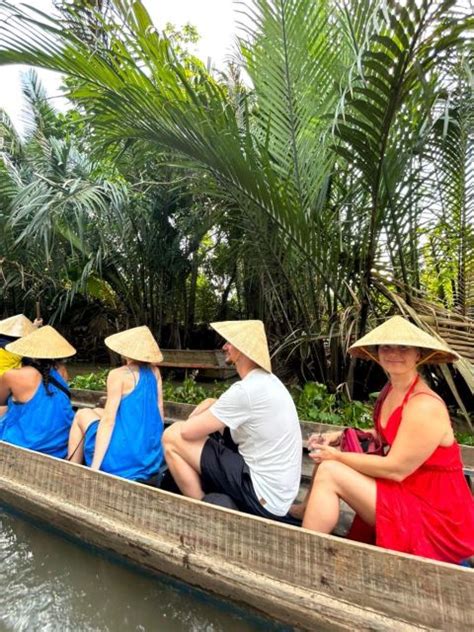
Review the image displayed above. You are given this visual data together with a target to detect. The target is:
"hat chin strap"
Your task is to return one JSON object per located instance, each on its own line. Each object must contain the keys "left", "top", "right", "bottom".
{"left": 363, "top": 349, "right": 380, "bottom": 364}
{"left": 416, "top": 350, "right": 437, "bottom": 367}
{"left": 363, "top": 347, "right": 438, "bottom": 368}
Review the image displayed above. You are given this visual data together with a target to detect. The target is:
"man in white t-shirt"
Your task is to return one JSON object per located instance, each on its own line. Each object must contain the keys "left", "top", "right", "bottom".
{"left": 162, "top": 320, "right": 302, "bottom": 522}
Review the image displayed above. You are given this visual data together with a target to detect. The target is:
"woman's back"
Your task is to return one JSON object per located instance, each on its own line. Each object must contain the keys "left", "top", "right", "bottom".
{"left": 1, "top": 366, "right": 74, "bottom": 458}
{"left": 84, "top": 365, "right": 164, "bottom": 480}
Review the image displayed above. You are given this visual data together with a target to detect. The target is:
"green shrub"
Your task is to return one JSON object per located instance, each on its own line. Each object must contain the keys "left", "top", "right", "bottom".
{"left": 293, "top": 381, "right": 373, "bottom": 428}
{"left": 70, "top": 369, "right": 108, "bottom": 391}
{"left": 162, "top": 375, "right": 227, "bottom": 405}
{"left": 455, "top": 432, "right": 474, "bottom": 446}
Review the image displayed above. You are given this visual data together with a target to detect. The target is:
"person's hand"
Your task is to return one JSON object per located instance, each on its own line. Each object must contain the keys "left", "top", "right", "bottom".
{"left": 188, "top": 397, "right": 217, "bottom": 418}
{"left": 307, "top": 430, "right": 342, "bottom": 450}
{"left": 309, "top": 445, "right": 340, "bottom": 463}
{"left": 33, "top": 318, "right": 43, "bottom": 328}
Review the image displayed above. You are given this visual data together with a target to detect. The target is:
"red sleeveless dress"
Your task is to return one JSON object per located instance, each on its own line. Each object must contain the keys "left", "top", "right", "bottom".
{"left": 349, "top": 377, "right": 474, "bottom": 563}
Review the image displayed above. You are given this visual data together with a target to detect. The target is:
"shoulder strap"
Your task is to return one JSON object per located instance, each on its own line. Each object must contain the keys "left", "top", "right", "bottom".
{"left": 48, "top": 374, "right": 71, "bottom": 399}
{"left": 401, "top": 374, "right": 420, "bottom": 407}
{"left": 408, "top": 391, "right": 444, "bottom": 404}
{"left": 373, "top": 382, "right": 391, "bottom": 434}
{"left": 127, "top": 365, "right": 138, "bottom": 386}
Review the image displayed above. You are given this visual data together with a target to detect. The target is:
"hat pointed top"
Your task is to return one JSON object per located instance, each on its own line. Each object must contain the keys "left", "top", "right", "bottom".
{"left": 105, "top": 326, "right": 163, "bottom": 363}
{"left": 210, "top": 320, "right": 272, "bottom": 372}
{"left": 0, "top": 314, "right": 35, "bottom": 338}
{"left": 349, "top": 315, "right": 459, "bottom": 364}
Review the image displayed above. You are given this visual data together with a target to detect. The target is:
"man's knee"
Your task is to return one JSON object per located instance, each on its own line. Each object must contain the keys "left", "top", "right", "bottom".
{"left": 162, "top": 422, "right": 185, "bottom": 450}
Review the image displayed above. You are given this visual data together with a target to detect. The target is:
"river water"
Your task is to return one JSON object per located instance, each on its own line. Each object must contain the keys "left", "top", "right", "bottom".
{"left": 0, "top": 508, "right": 291, "bottom": 632}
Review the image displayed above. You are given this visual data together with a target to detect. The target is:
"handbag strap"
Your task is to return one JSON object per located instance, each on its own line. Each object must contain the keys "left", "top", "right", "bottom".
{"left": 48, "top": 374, "right": 72, "bottom": 399}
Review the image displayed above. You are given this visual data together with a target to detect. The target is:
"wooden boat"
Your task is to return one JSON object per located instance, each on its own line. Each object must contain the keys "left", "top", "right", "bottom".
{"left": 0, "top": 391, "right": 472, "bottom": 631}
{"left": 159, "top": 349, "right": 236, "bottom": 380}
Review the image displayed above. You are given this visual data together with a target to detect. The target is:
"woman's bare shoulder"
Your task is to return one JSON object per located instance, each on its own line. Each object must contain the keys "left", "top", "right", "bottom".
{"left": 406, "top": 385, "right": 448, "bottom": 416}
{"left": 3, "top": 365, "right": 37, "bottom": 382}
{"left": 107, "top": 366, "right": 129, "bottom": 381}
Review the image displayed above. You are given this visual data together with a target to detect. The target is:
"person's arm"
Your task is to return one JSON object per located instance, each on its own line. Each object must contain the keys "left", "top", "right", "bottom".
{"left": 188, "top": 398, "right": 217, "bottom": 418}
{"left": 155, "top": 367, "right": 164, "bottom": 420}
{"left": 312, "top": 396, "right": 448, "bottom": 481}
{"left": 0, "top": 371, "right": 13, "bottom": 405}
{"left": 181, "top": 408, "right": 225, "bottom": 441}
{"left": 90, "top": 370, "right": 122, "bottom": 470}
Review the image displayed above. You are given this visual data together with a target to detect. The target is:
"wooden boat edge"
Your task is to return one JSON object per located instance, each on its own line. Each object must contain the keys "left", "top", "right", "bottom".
{"left": 0, "top": 442, "right": 472, "bottom": 631}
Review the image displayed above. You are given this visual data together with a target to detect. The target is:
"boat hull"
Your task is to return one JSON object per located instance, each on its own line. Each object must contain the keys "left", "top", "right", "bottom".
{"left": 0, "top": 441, "right": 472, "bottom": 631}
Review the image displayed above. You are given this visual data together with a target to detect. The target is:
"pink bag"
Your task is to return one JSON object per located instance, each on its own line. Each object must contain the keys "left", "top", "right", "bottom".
{"left": 339, "top": 428, "right": 384, "bottom": 455}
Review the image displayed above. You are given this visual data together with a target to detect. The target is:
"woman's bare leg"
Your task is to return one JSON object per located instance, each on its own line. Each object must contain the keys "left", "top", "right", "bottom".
{"left": 303, "top": 460, "right": 376, "bottom": 533}
{"left": 67, "top": 407, "right": 103, "bottom": 463}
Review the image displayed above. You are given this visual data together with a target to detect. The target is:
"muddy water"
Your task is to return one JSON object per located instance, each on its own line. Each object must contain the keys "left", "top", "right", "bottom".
{"left": 0, "top": 508, "right": 292, "bottom": 632}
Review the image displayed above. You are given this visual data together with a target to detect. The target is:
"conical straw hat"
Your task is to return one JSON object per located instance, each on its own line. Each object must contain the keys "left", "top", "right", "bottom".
{"left": 5, "top": 325, "right": 76, "bottom": 359}
{"left": 105, "top": 326, "right": 163, "bottom": 363}
{"left": 348, "top": 315, "right": 459, "bottom": 364}
{"left": 211, "top": 320, "right": 272, "bottom": 372}
{"left": 0, "top": 314, "right": 36, "bottom": 338}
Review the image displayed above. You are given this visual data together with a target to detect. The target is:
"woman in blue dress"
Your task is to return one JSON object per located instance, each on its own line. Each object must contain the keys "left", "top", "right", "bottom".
{"left": 0, "top": 325, "right": 75, "bottom": 458}
{"left": 68, "top": 326, "right": 165, "bottom": 481}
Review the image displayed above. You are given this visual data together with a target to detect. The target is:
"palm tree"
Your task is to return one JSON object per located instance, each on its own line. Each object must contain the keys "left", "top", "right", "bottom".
{"left": 0, "top": 0, "right": 471, "bottom": 403}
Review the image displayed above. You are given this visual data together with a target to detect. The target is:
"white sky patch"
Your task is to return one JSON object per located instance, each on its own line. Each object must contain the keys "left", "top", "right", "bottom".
{"left": 0, "top": 0, "right": 241, "bottom": 134}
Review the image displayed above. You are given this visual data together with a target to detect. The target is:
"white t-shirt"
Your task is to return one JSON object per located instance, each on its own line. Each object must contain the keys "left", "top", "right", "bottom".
{"left": 210, "top": 369, "right": 302, "bottom": 516}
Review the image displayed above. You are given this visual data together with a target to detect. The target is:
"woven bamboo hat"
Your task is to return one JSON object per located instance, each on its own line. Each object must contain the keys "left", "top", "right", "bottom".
{"left": 0, "top": 314, "right": 36, "bottom": 338}
{"left": 104, "top": 326, "right": 163, "bottom": 363}
{"left": 348, "top": 315, "right": 459, "bottom": 364}
{"left": 210, "top": 320, "right": 272, "bottom": 372}
{"left": 5, "top": 325, "right": 76, "bottom": 359}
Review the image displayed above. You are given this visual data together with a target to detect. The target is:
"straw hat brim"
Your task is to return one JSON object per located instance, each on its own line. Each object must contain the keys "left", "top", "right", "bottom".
{"left": 5, "top": 325, "right": 76, "bottom": 359}
{"left": 105, "top": 326, "right": 163, "bottom": 364}
{"left": 0, "top": 314, "right": 36, "bottom": 338}
{"left": 211, "top": 320, "right": 272, "bottom": 372}
{"left": 348, "top": 316, "right": 460, "bottom": 364}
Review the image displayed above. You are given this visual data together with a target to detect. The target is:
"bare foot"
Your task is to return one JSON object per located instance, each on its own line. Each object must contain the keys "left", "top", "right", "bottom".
{"left": 289, "top": 502, "right": 306, "bottom": 520}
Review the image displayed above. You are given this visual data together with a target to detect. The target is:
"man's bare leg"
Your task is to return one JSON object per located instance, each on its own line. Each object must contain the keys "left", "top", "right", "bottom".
{"left": 162, "top": 422, "right": 208, "bottom": 499}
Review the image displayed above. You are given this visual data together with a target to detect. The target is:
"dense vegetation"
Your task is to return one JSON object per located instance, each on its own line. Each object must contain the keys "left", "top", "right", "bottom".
{"left": 0, "top": 0, "right": 472, "bottom": 413}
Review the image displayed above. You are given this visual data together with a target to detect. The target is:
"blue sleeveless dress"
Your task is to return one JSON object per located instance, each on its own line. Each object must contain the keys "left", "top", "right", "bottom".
{"left": 0, "top": 369, "right": 73, "bottom": 458}
{"left": 83, "top": 366, "right": 164, "bottom": 481}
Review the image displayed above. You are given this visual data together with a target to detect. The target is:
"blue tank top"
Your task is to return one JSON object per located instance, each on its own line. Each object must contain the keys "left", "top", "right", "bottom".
{"left": 84, "top": 366, "right": 164, "bottom": 481}
{"left": 0, "top": 368, "right": 73, "bottom": 458}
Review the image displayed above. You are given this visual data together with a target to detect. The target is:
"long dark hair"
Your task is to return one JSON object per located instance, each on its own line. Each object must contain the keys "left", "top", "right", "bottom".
{"left": 22, "top": 357, "right": 56, "bottom": 395}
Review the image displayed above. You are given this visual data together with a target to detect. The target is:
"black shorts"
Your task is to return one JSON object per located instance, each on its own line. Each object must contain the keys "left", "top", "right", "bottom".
{"left": 200, "top": 429, "right": 300, "bottom": 526}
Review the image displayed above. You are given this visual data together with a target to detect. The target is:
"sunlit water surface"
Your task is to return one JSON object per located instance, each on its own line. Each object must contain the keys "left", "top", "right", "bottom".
{"left": 0, "top": 508, "right": 292, "bottom": 632}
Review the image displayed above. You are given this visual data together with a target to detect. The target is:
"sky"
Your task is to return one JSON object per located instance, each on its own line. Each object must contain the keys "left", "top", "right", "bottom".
{"left": 0, "top": 0, "right": 241, "bottom": 134}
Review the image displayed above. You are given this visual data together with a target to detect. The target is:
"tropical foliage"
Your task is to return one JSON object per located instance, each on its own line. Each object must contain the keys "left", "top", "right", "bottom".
{"left": 0, "top": 0, "right": 472, "bottom": 411}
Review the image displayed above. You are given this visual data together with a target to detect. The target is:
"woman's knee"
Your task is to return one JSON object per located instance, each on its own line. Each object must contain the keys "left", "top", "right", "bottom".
{"left": 314, "top": 460, "right": 346, "bottom": 482}
{"left": 73, "top": 407, "right": 97, "bottom": 432}
{"left": 73, "top": 407, "right": 90, "bottom": 424}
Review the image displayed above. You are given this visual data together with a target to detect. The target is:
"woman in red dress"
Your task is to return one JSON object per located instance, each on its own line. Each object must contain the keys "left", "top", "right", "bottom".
{"left": 302, "top": 315, "right": 474, "bottom": 563}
